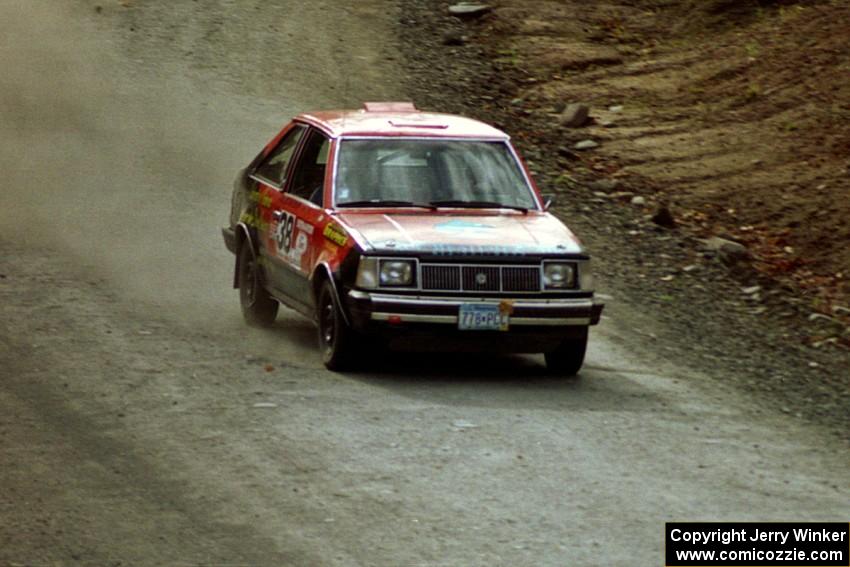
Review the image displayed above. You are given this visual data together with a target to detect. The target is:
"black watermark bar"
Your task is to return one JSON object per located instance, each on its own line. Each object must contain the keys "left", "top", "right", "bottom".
{"left": 666, "top": 522, "right": 849, "bottom": 566}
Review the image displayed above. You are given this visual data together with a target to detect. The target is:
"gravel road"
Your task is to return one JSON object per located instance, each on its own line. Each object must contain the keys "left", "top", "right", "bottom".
{"left": 1, "top": 2, "right": 847, "bottom": 566}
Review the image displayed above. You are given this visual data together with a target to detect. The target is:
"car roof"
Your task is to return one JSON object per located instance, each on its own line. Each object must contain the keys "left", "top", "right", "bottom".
{"left": 295, "top": 103, "right": 509, "bottom": 140}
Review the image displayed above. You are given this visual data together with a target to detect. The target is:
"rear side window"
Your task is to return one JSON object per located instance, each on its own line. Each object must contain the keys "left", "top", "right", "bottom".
{"left": 253, "top": 125, "right": 305, "bottom": 188}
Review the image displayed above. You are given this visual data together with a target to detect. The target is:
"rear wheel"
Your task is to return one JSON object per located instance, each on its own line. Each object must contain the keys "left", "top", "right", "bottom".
{"left": 317, "top": 279, "right": 357, "bottom": 371}
{"left": 237, "top": 244, "right": 278, "bottom": 327}
{"left": 544, "top": 328, "right": 588, "bottom": 376}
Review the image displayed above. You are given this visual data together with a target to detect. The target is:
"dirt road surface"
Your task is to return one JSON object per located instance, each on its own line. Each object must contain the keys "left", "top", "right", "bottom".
{"left": 1, "top": 2, "right": 847, "bottom": 566}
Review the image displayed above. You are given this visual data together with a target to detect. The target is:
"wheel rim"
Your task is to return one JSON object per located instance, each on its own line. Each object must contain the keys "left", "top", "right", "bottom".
{"left": 321, "top": 296, "right": 335, "bottom": 348}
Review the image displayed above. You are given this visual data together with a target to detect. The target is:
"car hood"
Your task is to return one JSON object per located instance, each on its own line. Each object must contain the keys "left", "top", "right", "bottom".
{"left": 335, "top": 211, "right": 584, "bottom": 256}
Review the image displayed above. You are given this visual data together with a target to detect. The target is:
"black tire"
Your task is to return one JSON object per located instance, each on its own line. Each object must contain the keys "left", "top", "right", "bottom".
{"left": 317, "top": 279, "right": 357, "bottom": 371}
{"left": 237, "top": 243, "right": 278, "bottom": 327}
{"left": 544, "top": 328, "right": 589, "bottom": 376}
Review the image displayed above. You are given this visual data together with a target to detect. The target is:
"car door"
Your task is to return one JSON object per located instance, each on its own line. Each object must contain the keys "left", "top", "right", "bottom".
{"left": 262, "top": 127, "right": 332, "bottom": 310}
{"left": 248, "top": 123, "right": 307, "bottom": 305}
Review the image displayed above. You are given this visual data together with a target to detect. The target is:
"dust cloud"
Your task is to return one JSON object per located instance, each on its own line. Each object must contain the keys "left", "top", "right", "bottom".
{"left": 0, "top": 2, "right": 246, "bottom": 323}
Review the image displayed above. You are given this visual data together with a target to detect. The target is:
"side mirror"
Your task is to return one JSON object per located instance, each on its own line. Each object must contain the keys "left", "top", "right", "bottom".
{"left": 542, "top": 194, "right": 556, "bottom": 211}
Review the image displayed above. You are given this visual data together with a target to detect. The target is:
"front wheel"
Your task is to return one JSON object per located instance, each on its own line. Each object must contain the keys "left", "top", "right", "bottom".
{"left": 317, "top": 280, "right": 357, "bottom": 371}
{"left": 237, "top": 244, "right": 278, "bottom": 327}
{"left": 544, "top": 328, "right": 588, "bottom": 376}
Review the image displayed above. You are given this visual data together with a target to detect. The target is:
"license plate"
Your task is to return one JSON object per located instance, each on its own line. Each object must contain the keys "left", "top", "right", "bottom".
{"left": 458, "top": 303, "right": 509, "bottom": 331}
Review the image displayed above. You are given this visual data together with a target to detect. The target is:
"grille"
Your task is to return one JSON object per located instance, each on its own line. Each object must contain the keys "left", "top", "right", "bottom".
{"left": 420, "top": 264, "right": 541, "bottom": 293}
{"left": 421, "top": 265, "right": 461, "bottom": 290}
{"left": 462, "top": 266, "right": 500, "bottom": 292}
{"left": 502, "top": 267, "right": 541, "bottom": 292}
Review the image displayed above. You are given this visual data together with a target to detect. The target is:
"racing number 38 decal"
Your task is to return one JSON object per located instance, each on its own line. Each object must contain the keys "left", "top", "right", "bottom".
{"left": 273, "top": 210, "right": 311, "bottom": 269}
{"left": 275, "top": 211, "right": 295, "bottom": 252}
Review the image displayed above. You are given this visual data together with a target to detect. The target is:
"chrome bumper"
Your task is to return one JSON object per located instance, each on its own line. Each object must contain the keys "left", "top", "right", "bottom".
{"left": 347, "top": 290, "right": 603, "bottom": 327}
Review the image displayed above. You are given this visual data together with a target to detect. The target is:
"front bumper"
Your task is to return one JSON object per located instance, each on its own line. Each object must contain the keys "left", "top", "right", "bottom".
{"left": 346, "top": 290, "right": 603, "bottom": 351}
{"left": 349, "top": 291, "right": 602, "bottom": 325}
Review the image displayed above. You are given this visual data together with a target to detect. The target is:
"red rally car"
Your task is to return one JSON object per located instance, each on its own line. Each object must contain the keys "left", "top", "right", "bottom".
{"left": 222, "top": 102, "right": 603, "bottom": 374}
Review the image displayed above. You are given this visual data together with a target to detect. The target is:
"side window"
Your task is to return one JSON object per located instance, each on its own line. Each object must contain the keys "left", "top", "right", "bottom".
{"left": 288, "top": 130, "right": 330, "bottom": 206}
{"left": 253, "top": 125, "right": 305, "bottom": 188}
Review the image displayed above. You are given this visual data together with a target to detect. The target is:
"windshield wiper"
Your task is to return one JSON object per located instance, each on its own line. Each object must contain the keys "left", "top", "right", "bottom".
{"left": 429, "top": 199, "right": 528, "bottom": 213}
{"left": 338, "top": 199, "right": 436, "bottom": 209}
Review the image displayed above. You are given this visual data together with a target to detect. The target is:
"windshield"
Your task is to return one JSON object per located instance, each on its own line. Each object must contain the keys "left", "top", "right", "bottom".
{"left": 334, "top": 139, "right": 538, "bottom": 210}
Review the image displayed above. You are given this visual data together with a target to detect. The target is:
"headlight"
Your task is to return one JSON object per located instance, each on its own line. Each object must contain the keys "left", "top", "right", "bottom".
{"left": 543, "top": 262, "right": 577, "bottom": 289}
{"left": 379, "top": 259, "right": 415, "bottom": 287}
{"left": 355, "top": 257, "right": 417, "bottom": 288}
